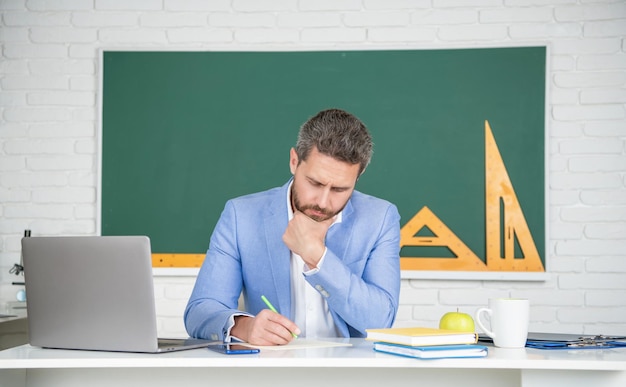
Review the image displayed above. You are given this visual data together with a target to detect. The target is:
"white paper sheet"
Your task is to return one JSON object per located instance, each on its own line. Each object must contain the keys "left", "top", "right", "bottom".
{"left": 238, "top": 339, "right": 352, "bottom": 351}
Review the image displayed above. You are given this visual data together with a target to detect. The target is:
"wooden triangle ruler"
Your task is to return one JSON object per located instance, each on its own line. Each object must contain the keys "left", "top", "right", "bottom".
{"left": 399, "top": 121, "right": 544, "bottom": 272}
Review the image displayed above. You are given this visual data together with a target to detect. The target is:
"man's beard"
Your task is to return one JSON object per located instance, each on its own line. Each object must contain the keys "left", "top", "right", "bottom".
{"left": 291, "top": 185, "right": 337, "bottom": 222}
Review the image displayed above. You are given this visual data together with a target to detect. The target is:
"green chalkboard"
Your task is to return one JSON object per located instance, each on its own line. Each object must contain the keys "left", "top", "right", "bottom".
{"left": 102, "top": 47, "right": 546, "bottom": 266}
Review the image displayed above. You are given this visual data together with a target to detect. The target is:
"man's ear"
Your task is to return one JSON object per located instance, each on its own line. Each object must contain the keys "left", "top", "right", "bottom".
{"left": 289, "top": 148, "right": 299, "bottom": 175}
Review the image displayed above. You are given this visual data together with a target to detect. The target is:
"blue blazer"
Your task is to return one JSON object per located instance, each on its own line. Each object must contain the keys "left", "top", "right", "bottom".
{"left": 184, "top": 179, "right": 401, "bottom": 340}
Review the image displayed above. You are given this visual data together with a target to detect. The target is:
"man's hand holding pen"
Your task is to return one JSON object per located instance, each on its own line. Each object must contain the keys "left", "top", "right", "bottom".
{"left": 231, "top": 310, "right": 300, "bottom": 346}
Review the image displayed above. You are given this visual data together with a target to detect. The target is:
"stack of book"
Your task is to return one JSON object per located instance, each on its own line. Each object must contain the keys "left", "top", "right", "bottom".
{"left": 366, "top": 327, "right": 488, "bottom": 359}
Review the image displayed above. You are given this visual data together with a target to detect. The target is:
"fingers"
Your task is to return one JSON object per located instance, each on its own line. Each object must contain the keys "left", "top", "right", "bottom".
{"left": 283, "top": 212, "right": 331, "bottom": 266}
{"left": 263, "top": 309, "right": 301, "bottom": 338}
{"left": 247, "top": 309, "right": 300, "bottom": 346}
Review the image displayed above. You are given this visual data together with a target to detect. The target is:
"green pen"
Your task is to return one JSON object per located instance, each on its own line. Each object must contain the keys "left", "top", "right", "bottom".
{"left": 261, "top": 295, "right": 298, "bottom": 338}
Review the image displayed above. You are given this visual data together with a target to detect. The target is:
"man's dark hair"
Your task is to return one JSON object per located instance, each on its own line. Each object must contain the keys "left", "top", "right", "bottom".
{"left": 295, "top": 108, "right": 373, "bottom": 175}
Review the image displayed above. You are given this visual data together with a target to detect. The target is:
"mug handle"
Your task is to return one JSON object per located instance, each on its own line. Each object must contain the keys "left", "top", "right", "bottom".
{"left": 475, "top": 307, "right": 495, "bottom": 339}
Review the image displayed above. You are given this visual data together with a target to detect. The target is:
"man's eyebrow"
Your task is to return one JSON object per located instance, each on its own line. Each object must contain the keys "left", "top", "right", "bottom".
{"left": 306, "top": 176, "right": 352, "bottom": 191}
{"left": 306, "top": 176, "right": 325, "bottom": 185}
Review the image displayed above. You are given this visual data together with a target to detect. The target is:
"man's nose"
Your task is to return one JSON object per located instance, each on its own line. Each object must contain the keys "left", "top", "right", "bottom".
{"left": 316, "top": 188, "right": 330, "bottom": 209}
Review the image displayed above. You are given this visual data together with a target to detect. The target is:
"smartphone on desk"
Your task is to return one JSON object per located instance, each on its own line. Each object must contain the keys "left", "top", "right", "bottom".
{"left": 207, "top": 343, "right": 260, "bottom": 355}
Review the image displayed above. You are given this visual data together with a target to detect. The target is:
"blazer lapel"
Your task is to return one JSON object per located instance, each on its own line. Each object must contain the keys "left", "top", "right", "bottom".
{"left": 326, "top": 198, "right": 354, "bottom": 261}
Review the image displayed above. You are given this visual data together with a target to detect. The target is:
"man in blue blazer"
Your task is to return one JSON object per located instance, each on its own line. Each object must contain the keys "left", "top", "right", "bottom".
{"left": 185, "top": 109, "right": 401, "bottom": 345}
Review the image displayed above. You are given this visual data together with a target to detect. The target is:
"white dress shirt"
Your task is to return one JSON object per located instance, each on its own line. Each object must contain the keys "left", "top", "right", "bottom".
{"left": 287, "top": 181, "right": 341, "bottom": 338}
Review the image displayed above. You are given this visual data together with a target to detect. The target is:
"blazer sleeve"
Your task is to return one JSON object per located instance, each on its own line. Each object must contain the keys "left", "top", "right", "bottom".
{"left": 303, "top": 201, "right": 401, "bottom": 337}
{"left": 184, "top": 200, "right": 248, "bottom": 340}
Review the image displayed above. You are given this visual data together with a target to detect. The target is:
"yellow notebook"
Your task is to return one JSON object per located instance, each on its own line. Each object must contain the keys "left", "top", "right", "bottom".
{"left": 366, "top": 327, "right": 478, "bottom": 347}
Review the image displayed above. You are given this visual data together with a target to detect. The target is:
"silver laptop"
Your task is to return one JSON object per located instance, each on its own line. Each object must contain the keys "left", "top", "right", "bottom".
{"left": 21, "top": 235, "right": 215, "bottom": 353}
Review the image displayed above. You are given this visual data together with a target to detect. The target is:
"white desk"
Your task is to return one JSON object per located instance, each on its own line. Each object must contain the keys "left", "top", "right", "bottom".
{"left": 1, "top": 339, "right": 625, "bottom": 387}
{"left": 0, "top": 309, "right": 28, "bottom": 351}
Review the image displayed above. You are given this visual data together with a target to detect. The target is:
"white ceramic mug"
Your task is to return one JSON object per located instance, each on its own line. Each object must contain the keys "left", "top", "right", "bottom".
{"left": 475, "top": 298, "right": 529, "bottom": 348}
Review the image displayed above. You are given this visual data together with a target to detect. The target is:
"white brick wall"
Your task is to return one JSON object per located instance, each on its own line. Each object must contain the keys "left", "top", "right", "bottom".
{"left": 1, "top": 0, "right": 624, "bottom": 338}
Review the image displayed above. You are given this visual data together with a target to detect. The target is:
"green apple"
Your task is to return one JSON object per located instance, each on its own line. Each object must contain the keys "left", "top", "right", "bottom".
{"left": 439, "top": 309, "right": 475, "bottom": 332}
